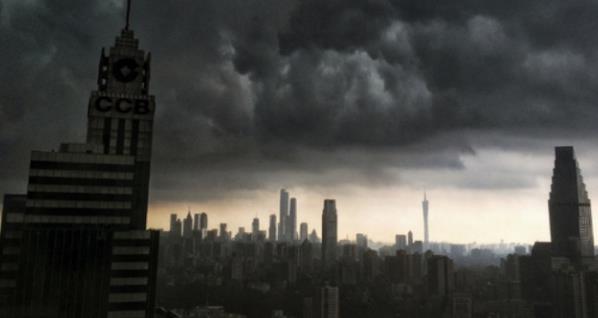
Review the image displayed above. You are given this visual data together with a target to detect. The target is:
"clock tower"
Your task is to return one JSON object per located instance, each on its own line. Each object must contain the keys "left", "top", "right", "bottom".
{"left": 86, "top": 25, "right": 155, "bottom": 229}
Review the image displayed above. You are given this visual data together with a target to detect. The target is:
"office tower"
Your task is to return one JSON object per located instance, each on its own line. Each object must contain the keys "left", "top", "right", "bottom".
{"left": 412, "top": 240, "right": 424, "bottom": 254}
{"left": 549, "top": 146, "right": 595, "bottom": 260}
{"left": 183, "top": 212, "right": 193, "bottom": 238}
{"left": 193, "top": 213, "right": 200, "bottom": 231}
{"left": 220, "top": 223, "right": 228, "bottom": 241}
{"left": 322, "top": 199, "right": 338, "bottom": 268}
{"left": 200, "top": 212, "right": 208, "bottom": 230}
{"left": 300, "top": 222, "right": 309, "bottom": 241}
{"left": 423, "top": 192, "right": 429, "bottom": 250}
{"left": 170, "top": 213, "right": 178, "bottom": 231}
{"left": 318, "top": 285, "right": 340, "bottom": 318}
{"left": 356, "top": 233, "right": 368, "bottom": 249}
{"left": 269, "top": 214, "right": 277, "bottom": 241}
{"left": 279, "top": 189, "right": 289, "bottom": 241}
{"left": 0, "top": 4, "right": 159, "bottom": 317}
{"left": 309, "top": 230, "right": 320, "bottom": 243}
{"left": 395, "top": 234, "right": 407, "bottom": 251}
{"left": 289, "top": 197, "right": 298, "bottom": 241}
{"left": 408, "top": 230, "right": 413, "bottom": 246}
{"left": 174, "top": 219, "right": 182, "bottom": 238}
{"left": 427, "top": 255, "right": 455, "bottom": 297}
{"left": 252, "top": 217, "right": 260, "bottom": 239}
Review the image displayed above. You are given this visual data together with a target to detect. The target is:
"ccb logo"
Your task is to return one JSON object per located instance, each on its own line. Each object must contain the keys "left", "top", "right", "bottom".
{"left": 94, "top": 96, "right": 151, "bottom": 115}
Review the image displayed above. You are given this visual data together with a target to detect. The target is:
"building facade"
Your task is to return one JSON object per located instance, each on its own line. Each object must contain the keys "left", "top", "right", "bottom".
{"left": 0, "top": 13, "right": 159, "bottom": 318}
{"left": 322, "top": 199, "right": 338, "bottom": 269}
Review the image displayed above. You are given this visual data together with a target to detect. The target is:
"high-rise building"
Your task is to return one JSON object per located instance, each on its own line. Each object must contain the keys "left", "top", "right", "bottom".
{"left": 269, "top": 214, "right": 277, "bottom": 241}
{"left": 170, "top": 213, "right": 178, "bottom": 234}
{"left": 322, "top": 199, "right": 338, "bottom": 268}
{"left": 427, "top": 255, "right": 455, "bottom": 297}
{"left": 220, "top": 223, "right": 228, "bottom": 241}
{"left": 549, "top": 146, "right": 595, "bottom": 261}
{"left": 0, "top": 4, "right": 159, "bottom": 317}
{"left": 300, "top": 222, "right": 309, "bottom": 241}
{"left": 309, "top": 230, "right": 320, "bottom": 243}
{"left": 408, "top": 230, "right": 413, "bottom": 247}
{"left": 289, "top": 197, "right": 298, "bottom": 241}
{"left": 395, "top": 234, "right": 407, "bottom": 251}
{"left": 200, "top": 212, "right": 208, "bottom": 230}
{"left": 193, "top": 213, "right": 200, "bottom": 231}
{"left": 318, "top": 285, "right": 339, "bottom": 318}
{"left": 174, "top": 219, "right": 182, "bottom": 238}
{"left": 356, "top": 233, "right": 368, "bottom": 249}
{"left": 183, "top": 212, "right": 193, "bottom": 238}
{"left": 423, "top": 192, "right": 430, "bottom": 250}
{"left": 252, "top": 217, "right": 260, "bottom": 239}
{"left": 279, "top": 189, "right": 289, "bottom": 241}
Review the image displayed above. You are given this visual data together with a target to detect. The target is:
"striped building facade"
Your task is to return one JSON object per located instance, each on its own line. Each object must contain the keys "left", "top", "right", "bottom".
{"left": 0, "top": 22, "right": 159, "bottom": 318}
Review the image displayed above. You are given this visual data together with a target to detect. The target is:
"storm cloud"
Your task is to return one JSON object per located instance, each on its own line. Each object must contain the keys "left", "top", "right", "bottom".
{"left": 1, "top": 0, "right": 598, "bottom": 202}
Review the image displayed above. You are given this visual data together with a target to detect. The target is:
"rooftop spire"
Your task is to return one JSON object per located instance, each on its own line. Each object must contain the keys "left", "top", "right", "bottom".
{"left": 125, "top": 0, "right": 132, "bottom": 30}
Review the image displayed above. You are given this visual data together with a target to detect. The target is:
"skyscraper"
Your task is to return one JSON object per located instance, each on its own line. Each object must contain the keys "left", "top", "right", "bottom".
{"left": 200, "top": 212, "right": 208, "bottom": 230}
{"left": 300, "top": 222, "right": 309, "bottom": 241}
{"left": 423, "top": 192, "right": 429, "bottom": 250}
{"left": 395, "top": 234, "right": 407, "bottom": 251}
{"left": 549, "top": 146, "right": 595, "bottom": 260}
{"left": 289, "top": 197, "right": 298, "bottom": 241}
{"left": 252, "top": 217, "right": 260, "bottom": 239}
{"left": 170, "top": 213, "right": 178, "bottom": 234}
{"left": 183, "top": 212, "right": 193, "bottom": 238}
{"left": 0, "top": 3, "right": 159, "bottom": 317}
{"left": 318, "top": 285, "right": 340, "bottom": 318}
{"left": 269, "top": 214, "right": 277, "bottom": 241}
{"left": 279, "top": 189, "right": 289, "bottom": 241}
{"left": 322, "top": 199, "right": 338, "bottom": 268}
{"left": 220, "top": 223, "right": 228, "bottom": 241}
{"left": 356, "top": 233, "right": 368, "bottom": 249}
{"left": 408, "top": 230, "right": 414, "bottom": 247}
{"left": 193, "top": 213, "right": 200, "bottom": 231}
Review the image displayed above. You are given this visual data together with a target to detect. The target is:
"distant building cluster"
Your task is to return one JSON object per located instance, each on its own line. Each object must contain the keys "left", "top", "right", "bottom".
{"left": 157, "top": 147, "right": 598, "bottom": 318}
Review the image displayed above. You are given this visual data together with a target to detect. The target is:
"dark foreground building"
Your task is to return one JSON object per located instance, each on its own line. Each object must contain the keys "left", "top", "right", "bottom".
{"left": 549, "top": 146, "right": 594, "bottom": 261}
{"left": 0, "top": 7, "right": 159, "bottom": 318}
{"left": 519, "top": 146, "right": 598, "bottom": 318}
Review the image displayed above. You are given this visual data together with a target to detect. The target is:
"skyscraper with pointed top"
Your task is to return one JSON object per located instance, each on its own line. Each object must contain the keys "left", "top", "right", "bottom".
{"left": 289, "top": 197, "right": 298, "bottom": 241}
{"left": 322, "top": 199, "right": 338, "bottom": 268}
{"left": 279, "top": 189, "right": 289, "bottom": 241}
{"left": 549, "top": 146, "right": 595, "bottom": 261}
{"left": 0, "top": 2, "right": 159, "bottom": 317}
{"left": 423, "top": 192, "right": 429, "bottom": 250}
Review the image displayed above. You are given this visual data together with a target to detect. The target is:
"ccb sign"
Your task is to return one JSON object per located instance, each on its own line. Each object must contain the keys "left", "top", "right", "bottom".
{"left": 93, "top": 96, "right": 152, "bottom": 115}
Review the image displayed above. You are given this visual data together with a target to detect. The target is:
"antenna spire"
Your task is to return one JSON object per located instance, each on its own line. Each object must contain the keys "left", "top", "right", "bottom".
{"left": 125, "top": 0, "right": 132, "bottom": 30}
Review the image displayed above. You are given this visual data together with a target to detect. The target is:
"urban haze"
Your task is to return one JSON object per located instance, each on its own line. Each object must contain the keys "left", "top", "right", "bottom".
{"left": 1, "top": 0, "right": 598, "bottom": 317}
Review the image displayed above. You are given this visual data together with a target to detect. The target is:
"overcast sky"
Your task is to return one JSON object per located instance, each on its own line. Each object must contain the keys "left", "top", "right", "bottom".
{"left": 2, "top": 0, "right": 598, "bottom": 243}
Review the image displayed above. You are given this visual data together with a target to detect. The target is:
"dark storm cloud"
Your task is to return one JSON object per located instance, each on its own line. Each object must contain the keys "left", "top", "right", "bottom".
{"left": 1, "top": 0, "right": 598, "bottom": 200}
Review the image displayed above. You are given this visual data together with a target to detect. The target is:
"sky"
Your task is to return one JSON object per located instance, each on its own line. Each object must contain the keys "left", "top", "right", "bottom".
{"left": 2, "top": 0, "right": 598, "bottom": 244}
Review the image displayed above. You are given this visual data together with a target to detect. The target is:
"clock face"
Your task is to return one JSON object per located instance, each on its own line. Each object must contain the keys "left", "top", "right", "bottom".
{"left": 112, "top": 58, "right": 139, "bottom": 82}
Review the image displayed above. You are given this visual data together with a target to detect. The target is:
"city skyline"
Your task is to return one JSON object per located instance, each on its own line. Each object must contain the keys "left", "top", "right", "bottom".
{"left": 4, "top": 2, "right": 598, "bottom": 245}
{"left": 3, "top": 1, "right": 598, "bottom": 317}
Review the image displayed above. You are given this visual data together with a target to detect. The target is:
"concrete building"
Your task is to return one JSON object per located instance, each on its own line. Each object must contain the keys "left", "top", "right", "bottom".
{"left": 0, "top": 6, "right": 159, "bottom": 317}
{"left": 549, "top": 146, "right": 594, "bottom": 261}
{"left": 395, "top": 234, "right": 407, "bottom": 251}
{"left": 279, "top": 189, "right": 289, "bottom": 241}
{"left": 318, "top": 285, "right": 339, "bottom": 318}
{"left": 289, "top": 197, "right": 298, "bottom": 241}
{"left": 269, "top": 214, "right": 277, "bottom": 241}
{"left": 322, "top": 199, "right": 338, "bottom": 269}
{"left": 300, "top": 222, "right": 309, "bottom": 241}
{"left": 252, "top": 217, "right": 260, "bottom": 240}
